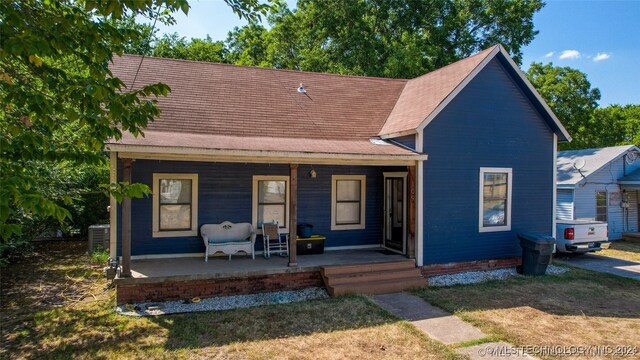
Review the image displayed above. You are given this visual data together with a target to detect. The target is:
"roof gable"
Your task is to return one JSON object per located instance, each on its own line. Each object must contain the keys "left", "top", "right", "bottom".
{"left": 557, "top": 145, "right": 640, "bottom": 186}
{"left": 378, "top": 45, "right": 571, "bottom": 142}
{"left": 378, "top": 46, "right": 496, "bottom": 137}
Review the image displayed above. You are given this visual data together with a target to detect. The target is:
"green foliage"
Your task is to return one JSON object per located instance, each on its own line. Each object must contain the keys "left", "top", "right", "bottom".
{"left": 0, "top": 229, "right": 35, "bottom": 266}
{"left": 0, "top": 0, "right": 184, "bottom": 241}
{"left": 224, "top": 0, "right": 544, "bottom": 77}
{"left": 90, "top": 249, "right": 110, "bottom": 264}
{"left": 1, "top": 0, "right": 271, "bottom": 254}
{"left": 526, "top": 63, "right": 602, "bottom": 150}
{"left": 153, "top": 34, "right": 228, "bottom": 62}
{"left": 225, "top": 24, "right": 271, "bottom": 66}
{"left": 590, "top": 105, "right": 640, "bottom": 147}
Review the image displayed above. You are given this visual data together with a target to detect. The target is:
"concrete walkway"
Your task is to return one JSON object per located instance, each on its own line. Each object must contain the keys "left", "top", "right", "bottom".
{"left": 555, "top": 254, "right": 640, "bottom": 280}
{"left": 372, "top": 292, "right": 537, "bottom": 359}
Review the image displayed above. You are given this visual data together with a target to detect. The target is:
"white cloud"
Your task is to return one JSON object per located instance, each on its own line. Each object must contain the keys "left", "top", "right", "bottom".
{"left": 545, "top": 51, "right": 554, "bottom": 58}
{"left": 593, "top": 52, "right": 611, "bottom": 62}
{"left": 559, "top": 50, "right": 581, "bottom": 60}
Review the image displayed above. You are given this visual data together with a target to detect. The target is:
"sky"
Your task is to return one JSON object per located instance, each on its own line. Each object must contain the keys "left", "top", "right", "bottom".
{"left": 153, "top": 0, "right": 640, "bottom": 107}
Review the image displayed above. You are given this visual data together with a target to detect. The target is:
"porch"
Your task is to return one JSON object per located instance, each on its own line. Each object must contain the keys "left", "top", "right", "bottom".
{"left": 116, "top": 248, "right": 408, "bottom": 284}
{"left": 114, "top": 248, "right": 417, "bottom": 304}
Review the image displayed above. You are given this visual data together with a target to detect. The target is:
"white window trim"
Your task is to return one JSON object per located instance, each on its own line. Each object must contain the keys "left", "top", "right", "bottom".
{"left": 331, "top": 175, "right": 366, "bottom": 230}
{"left": 479, "top": 167, "right": 512, "bottom": 233}
{"left": 252, "top": 175, "right": 290, "bottom": 233}
{"left": 152, "top": 173, "right": 199, "bottom": 238}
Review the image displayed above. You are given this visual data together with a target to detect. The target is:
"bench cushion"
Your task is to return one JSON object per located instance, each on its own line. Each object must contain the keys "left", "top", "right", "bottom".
{"left": 201, "top": 222, "right": 254, "bottom": 244}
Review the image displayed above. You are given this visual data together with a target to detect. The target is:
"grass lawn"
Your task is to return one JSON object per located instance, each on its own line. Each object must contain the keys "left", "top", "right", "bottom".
{"left": 599, "top": 240, "right": 640, "bottom": 262}
{"left": 414, "top": 266, "right": 640, "bottom": 360}
{"left": 1, "top": 241, "right": 462, "bottom": 360}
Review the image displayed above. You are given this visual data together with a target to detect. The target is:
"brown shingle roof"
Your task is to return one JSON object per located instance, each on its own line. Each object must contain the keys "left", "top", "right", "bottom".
{"left": 109, "top": 45, "right": 563, "bottom": 156}
{"left": 110, "top": 55, "right": 407, "bottom": 141}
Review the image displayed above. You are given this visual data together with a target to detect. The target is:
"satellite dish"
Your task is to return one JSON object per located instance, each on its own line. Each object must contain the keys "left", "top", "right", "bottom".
{"left": 573, "top": 159, "right": 586, "bottom": 170}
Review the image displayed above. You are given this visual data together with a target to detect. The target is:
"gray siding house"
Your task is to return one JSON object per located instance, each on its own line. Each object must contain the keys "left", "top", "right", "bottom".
{"left": 557, "top": 145, "right": 640, "bottom": 240}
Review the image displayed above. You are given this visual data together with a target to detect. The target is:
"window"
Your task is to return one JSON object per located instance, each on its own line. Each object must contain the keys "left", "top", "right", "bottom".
{"left": 331, "top": 175, "right": 366, "bottom": 230}
{"left": 252, "top": 176, "right": 290, "bottom": 231}
{"left": 596, "top": 191, "right": 607, "bottom": 222}
{"left": 479, "top": 168, "right": 512, "bottom": 232}
{"left": 152, "top": 173, "right": 198, "bottom": 237}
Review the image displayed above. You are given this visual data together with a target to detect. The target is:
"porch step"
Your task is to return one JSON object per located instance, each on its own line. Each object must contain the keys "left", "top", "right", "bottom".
{"left": 320, "top": 260, "right": 427, "bottom": 296}
{"left": 321, "top": 259, "right": 417, "bottom": 276}
{"left": 328, "top": 268, "right": 425, "bottom": 285}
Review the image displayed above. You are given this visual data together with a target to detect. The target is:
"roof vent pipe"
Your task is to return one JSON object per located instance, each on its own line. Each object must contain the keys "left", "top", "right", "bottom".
{"left": 297, "top": 83, "right": 306, "bottom": 94}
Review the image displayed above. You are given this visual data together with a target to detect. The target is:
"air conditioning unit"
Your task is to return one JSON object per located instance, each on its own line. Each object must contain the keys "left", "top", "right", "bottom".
{"left": 88, "top": 224, "right": 110, "bottom": 253}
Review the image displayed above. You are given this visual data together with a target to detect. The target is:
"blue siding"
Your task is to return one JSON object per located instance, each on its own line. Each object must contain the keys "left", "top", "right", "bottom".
{"left": 422, "top": 58, "right": 555, "bottom": 264}
{"left": 118, "top": 161, "right": 399, "bottom": 256}
{"left": 389, "top": 134, "right": 416, "bottom": 151}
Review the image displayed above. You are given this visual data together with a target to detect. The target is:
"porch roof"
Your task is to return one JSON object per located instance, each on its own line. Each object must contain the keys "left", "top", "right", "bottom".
{"left": 619, "top": 167, "right": 640, "bottom": 190}
{"left": 106, "top": 130, "right": 427, "bottom": 164}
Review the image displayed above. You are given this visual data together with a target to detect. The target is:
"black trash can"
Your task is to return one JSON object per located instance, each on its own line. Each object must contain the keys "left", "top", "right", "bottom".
{"left": 297, "top": 224, "right": 313, "bottom": 238}
{"left": 518, "top": 233, "right": 556, "bottom": 276}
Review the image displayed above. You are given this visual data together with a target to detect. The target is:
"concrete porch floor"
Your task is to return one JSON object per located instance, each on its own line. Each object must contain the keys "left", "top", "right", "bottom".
{"left": 118, "top": 248, "right": 410, "bottom": 284}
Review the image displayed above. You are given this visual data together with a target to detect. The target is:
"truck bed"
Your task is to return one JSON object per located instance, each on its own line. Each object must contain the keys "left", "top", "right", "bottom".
{"left": 556, "top": 219, "right": 609, "bottom": 253}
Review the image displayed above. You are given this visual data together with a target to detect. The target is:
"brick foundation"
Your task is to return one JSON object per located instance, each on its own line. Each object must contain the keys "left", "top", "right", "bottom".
{"left": 420, "top": 257, "right": 521, "bottom": 277}
{"left": 116, "top": 271, "right": 323, "bottom": 304}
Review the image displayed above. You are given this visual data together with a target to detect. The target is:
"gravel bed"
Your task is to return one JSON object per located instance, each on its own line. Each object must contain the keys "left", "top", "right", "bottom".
{"left": 428, "top": 265, "right": 568, "bottom": 287}
{"left": 116, "top": 287, "right": 329, "bottom": 316}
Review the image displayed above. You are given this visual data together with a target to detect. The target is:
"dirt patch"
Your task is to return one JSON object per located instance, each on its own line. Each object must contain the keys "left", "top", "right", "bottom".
{"left": 1, "top": 241, "right": 109, "bottom": 315}
{"left": 414, "top": 267, "right": 640, "bottom": 360}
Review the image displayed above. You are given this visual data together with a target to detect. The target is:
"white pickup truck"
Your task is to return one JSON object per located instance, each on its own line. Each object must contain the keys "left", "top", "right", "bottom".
{"left": 556, "top": 220, "right": 610, "bottom": 253}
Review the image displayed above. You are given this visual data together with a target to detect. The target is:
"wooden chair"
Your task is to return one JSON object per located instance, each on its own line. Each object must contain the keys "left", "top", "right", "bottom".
{"left": 262, "top": 222, "right": 289, "bottom": 258}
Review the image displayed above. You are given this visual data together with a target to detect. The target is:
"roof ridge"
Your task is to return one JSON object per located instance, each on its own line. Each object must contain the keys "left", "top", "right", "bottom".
{"left": 116, "top": 54, "right": 410, "bottom": 82}
{"left": 118, "top": 129, "right": 385, "bottom": 142}
{"left": 407, "top": 45, "right": 499, "bottom": 82}
{"left": 558, "top": 144, "right": 637, "bottom": 155}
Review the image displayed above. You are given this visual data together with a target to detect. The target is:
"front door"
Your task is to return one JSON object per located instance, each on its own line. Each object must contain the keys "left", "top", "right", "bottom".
{"left": 384, "top": 174, "right": 407, "bottom": 253}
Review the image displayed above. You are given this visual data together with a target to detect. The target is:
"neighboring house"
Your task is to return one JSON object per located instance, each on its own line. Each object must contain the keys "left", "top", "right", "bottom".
{"left": 557, "top": 145, "right": 640, "bottom": 240}
{"left": 106, "top": 45, "right": 571, "bottom": 302}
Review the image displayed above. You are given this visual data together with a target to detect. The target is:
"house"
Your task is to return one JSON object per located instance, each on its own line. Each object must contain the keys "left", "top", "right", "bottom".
{"left": 557, "top": 145, "right": 640, "bottom": 240}
{"left": 106, "top": 45, "right": 571, "bottom": 303}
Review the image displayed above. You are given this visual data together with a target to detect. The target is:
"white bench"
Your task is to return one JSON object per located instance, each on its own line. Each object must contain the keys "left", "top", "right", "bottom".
{"left": 201, "top": 222, "right": 256, "bottom": 261}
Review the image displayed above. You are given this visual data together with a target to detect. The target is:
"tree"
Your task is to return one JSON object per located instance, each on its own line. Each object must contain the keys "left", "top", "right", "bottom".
{"left": 153, "top": 34, "right": 227, "bottom": 62}
{"left": 526, "top": 63, "right": 601, "bottom": 150}
{"left": 620, "top": 105, "right": 640, "bottom": 145}
{"left": 225, "top": 24, "right": 270, "bottom": 66}
{"left": 590, "top": 105, "right": 640, "bottom": 147}
{"left": 225, "top": 0, "right": 544, "bottom": 77}
{"left": 0, "top": 0, "right": 272, "bottom": 252}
